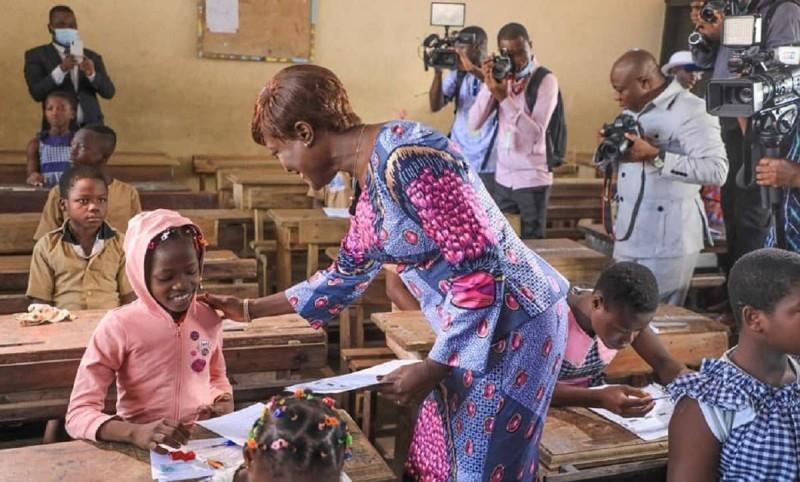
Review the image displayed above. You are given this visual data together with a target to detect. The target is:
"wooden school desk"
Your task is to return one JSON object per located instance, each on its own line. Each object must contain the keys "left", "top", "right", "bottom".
{"left": 0, "top": 182, "right": 216, "bottom": 213}
{"left": 371, "top": 306, "right": 728, "bottom": 373}
{"left": 0, "top": 311, "right": 326, "bottom": 423}
{"left": 268, "top": 209, "right": 350, "bottom": 291}
{"left": 0, "top": 150, "right": 179, "bottom": 184}
{"left": 228, "top": 171, "right": 310, "bottom": 211}
{"left": 523, "top": 238, "right": 611, "bottom": 286}
{"left": 538, "top": 407, "right": 667, "bottom": 481}
{"left": 0, "top": 410, "right": 394, "bottom": 482}
{"left": 547, "top": 178, "right": 604, "bottom": 239}
{"left": 192, "top": 154, "right": 282, "bottom": 191}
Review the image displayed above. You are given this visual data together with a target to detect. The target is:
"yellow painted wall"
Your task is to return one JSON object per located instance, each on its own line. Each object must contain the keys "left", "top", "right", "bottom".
{"left": 1, "top": 0, "right": 664, "bottom": 165}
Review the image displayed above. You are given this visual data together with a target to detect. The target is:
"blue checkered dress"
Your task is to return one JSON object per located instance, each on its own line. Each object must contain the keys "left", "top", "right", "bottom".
{"left": 668, "top": 356, "right": 800, "bottom": 481}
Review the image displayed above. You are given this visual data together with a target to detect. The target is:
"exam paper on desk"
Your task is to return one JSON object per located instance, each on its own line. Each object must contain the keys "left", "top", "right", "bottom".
{"left": 588, "top": 384, "right": 674, "bottom": 441}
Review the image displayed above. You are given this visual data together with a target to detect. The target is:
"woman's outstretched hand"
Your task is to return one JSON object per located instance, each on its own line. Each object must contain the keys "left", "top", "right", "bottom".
{"left": 377, "top": 358, "right": 451, "bottom": 407}
{"left": 197, "top": 292, "right": 244, "bottom": 321}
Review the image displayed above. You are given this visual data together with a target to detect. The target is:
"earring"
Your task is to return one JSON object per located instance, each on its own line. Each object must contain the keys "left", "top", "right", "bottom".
{"left": 304, "top": 142, "right": 312, "bottom": 148}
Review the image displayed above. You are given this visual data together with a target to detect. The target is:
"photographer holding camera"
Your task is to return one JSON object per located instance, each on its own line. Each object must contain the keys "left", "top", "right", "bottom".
{"left": 469, "top": 22, "right": 559, "bottom": 239}
{"left": 428, "top": 26, "right": 499, "bottom": 195}
{"left": 689, "top": 0, "right": 800, "bottom": 269}
{"left": 604, "top": 50, "right": 728, "bottom": 305}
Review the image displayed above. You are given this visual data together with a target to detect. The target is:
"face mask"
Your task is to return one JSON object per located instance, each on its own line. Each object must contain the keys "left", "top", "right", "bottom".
{"left": 53, "top": 28, "right": 79, "bottom": 47}
{"left": 515, "top": 60, "right": 533, "bottom": 80}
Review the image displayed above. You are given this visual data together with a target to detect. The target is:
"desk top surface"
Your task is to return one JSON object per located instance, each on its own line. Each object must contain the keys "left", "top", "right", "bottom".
{"left": 540, "top": 407, "right": 668, "bottom": 470}
{"left": 0, "top": 311, "right": 324, "bottom": 364}
{"left": 268, "top": 209, "right": 347, "bottom": 226}
{"left": 524, "top": 239, "right": 610, "bottom": 260}
{"left": 0, "top": 151, "right": 179, "bottom": 167}
{"left": 192, "top": 155, "right": 280, "bottom": 174}
{"left": 227, "top": 171, "right": 307, "bottom": 186}
{"left": 0, "top": 409, "right": 393, "bottom": 482}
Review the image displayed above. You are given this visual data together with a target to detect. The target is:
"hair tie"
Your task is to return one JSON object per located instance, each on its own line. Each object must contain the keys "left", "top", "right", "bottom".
{"left": 270, "top": 438, "right": 289, "bottom": 451}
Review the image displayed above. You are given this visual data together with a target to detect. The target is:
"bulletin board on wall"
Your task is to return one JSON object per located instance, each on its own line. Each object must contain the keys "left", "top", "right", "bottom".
{"left": 197, "top": 0, "right": 316, "bottom": 63}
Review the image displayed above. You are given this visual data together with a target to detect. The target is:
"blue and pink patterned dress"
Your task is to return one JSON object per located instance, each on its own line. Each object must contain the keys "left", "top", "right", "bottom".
{"left": 286, "top": 120, "right": 568, "bottom": 481}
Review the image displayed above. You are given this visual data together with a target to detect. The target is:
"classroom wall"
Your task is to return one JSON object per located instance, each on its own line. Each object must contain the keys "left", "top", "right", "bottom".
{"left": 0, "top": 0, "right": 664, "bottom": 168}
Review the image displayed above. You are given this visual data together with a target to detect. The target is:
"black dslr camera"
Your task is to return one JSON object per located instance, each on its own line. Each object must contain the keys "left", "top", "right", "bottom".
{"left": 491, "top": 49, "right": 513, "bottom": 81}
{"left": 593, "top": 113, "right": 643, "bottom": 170}
{"left": 423, "top": 30, "right": 477, "bottom": 71}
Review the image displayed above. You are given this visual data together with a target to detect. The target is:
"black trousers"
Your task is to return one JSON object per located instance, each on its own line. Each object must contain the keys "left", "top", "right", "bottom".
{"left": 720, "top": 127, "right": 772, "bottom": 272}
{"left": 494, "top": 183, "right": 550, "bottom": 239}
{"left": 479, "top": 172, "right": 496, "bottom": 199}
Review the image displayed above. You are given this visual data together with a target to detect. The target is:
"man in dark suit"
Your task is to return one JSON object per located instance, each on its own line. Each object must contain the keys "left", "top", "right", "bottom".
{"left": 24, "top": 5, "right": 115, "bottom": 129}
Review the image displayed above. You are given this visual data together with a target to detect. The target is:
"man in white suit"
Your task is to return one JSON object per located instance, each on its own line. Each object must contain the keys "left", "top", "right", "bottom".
{"left": 604, "top": 49, "right": 728, "bottom": 305}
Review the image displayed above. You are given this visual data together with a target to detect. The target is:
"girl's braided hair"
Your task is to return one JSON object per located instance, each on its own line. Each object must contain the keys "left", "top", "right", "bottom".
{"left": 247, "top": 390, "right": 353, "bottom": 479}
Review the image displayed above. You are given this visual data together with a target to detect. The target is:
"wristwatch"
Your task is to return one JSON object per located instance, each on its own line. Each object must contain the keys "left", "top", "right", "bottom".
{"left": 652, "top": 149, "right": 666, "bottom": 169}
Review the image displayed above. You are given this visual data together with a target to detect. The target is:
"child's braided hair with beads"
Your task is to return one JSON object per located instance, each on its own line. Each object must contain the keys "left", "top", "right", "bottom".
{"left": 246, "top": 390, "right": 353, "bottom": 480}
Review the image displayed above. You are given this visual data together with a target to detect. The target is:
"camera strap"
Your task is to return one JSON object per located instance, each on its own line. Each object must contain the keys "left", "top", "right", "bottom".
{"left": 602, "top": 162, "right": 647, "bottom": 242}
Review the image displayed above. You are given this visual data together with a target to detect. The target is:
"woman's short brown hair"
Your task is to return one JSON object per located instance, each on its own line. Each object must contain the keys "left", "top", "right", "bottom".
{"left": 251, "top": 64, "right": 362, "bottom": 145}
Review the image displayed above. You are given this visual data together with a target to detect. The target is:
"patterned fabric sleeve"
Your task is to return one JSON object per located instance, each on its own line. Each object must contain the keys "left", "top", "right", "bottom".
{"left": 386, "top": 142, "right": 504, "bottom": 373}
{"left": 284, "top": 193, "right": 383, "bottom": 329}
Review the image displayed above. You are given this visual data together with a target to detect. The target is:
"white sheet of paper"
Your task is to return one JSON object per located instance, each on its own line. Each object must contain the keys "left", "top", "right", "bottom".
{"left": 206, "top": 0, "right": 239, "bottom": 33}
{"left": 285, "top": 359, "right": 422, "bottom": 394}
{"left": 196, "top": 402, "right": 265, "bottom": 446}
{"left": 150, "top": 449, "right": 214, "bottom": 482}
{"left": 323, "top": 207, "right": 351, "bottom": 218}
{"left": 588, "top": 384, "right": 674, "bottom": 441}
{"left": 222, "top": 318, "right": 248, "bottom": 331}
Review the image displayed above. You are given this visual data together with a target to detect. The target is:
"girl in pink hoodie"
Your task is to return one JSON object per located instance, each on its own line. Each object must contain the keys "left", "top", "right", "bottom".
{"left": 66, "top": 209, "right": 233, "bottom": 451}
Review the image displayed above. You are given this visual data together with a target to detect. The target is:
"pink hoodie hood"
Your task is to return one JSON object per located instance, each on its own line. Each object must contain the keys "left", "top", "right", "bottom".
{"left": 123, "top": 209, "right": 204, "bottom": 320}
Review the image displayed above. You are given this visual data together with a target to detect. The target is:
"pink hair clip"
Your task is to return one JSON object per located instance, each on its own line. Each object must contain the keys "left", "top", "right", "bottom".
{"left": 270, "top": 438, "right": 289, "bottom": 451}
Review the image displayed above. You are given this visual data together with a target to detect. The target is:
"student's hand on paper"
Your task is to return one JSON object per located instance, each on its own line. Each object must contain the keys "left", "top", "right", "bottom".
{"left": 197, "top": 394, "right": 235, "bottom": 420}
{"left": 598, "top": 385, "right": 655, "bottom": 418}
{"left": 376, "top": 358, "right": 450, "bottom": 407}
{"left": 26, "top": 172, "right": 44, "bottom": 187}
{"left": 131, "top": 418, "right": 192, "bottom": 453}
{"left": 197, "top": 292, "right": 244, "bottom": 321}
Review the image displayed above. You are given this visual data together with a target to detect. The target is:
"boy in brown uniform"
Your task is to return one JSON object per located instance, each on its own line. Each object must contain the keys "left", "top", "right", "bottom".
{"left": 34, "top": 124, "right": 141, "bottom": 239}
{"left": 27, "top": 165, "right": 135, "bottom": 310}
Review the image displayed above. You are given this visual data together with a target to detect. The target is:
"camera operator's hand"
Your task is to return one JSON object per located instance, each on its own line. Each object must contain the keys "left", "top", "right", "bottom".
{"left": 59, "top": 54, "right": 78, "bottom": 72}
{"left": 756, "top": 158, "right": 800, "bottom": 188}
{"left": 457, "top": 50, "right": 483, "bottom": 81}
{"left": 482, "top": 58, "right": 508, "bottom": 102}
{"left": 622, "top": 133, "right": 661, "bottom": 163}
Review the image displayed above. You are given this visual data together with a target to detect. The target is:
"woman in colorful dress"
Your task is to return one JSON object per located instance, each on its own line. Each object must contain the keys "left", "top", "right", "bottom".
{"left": 201, "top": 64, "right": 569, "bottom": 481}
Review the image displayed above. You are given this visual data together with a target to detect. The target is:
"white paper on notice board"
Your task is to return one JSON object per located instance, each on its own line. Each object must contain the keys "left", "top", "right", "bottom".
{"left": 206, "top": 0, "right": 239, "bottom": 33}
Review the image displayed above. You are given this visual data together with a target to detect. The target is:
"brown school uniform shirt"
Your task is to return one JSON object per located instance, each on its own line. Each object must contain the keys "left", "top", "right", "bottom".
{"left": 26, "top": 221, "right": 133, "bottom": 311}
{"left": 33, "top": 179, "right": 142, "bottom": 240}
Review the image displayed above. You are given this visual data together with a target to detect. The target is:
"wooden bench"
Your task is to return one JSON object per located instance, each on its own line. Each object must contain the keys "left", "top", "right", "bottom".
{"left": 0, "top": 409, "right": 394, "bottom": 482}
{"left": 192, "top": 154, "right": 282, "bottom": 191}
{"left": 0, "top": 150, "right": 179, "bottom": 184}
{"left": 0, "top": 310, "right": 327, "bottom": 423}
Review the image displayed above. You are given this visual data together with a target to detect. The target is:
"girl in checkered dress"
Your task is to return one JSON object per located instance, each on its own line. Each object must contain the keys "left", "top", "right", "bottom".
{"left": 668, "top": 248, "right": 800, "bottom": 482}
{"left": 25, "top": 91, "right": 75, "bottom": 187}
{"left": 553, "top": 262, "right": 688, "bottom": 417}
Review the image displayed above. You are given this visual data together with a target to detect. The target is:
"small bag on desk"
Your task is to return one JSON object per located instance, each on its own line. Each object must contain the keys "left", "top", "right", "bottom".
{"left": 14, "top": 303, "right": 76, "bottom": 326}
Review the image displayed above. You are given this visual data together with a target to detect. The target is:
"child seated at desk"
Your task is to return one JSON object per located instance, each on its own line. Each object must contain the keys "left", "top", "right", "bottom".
{"left": 667, "top": 248, "right": 800, "bottom": 482}
{"left": 213, "top": 390, "right": 352, "bottom": 482}
{"left": 552, "top": 262, "right": 687, "bottom": 417}
{"left": 26, "top": 91, "right": 75, "bottom": 187}
{"left": 34, "top": 124, "right": 142, "bottom": 240}
{"left": 66, "top": 209, "right": 233, "bottom": 451}
{"left": 26, "top": 165, "right": 135, "bottom": 310}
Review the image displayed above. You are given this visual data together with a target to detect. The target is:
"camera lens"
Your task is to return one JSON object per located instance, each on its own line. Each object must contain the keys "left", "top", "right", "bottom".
{"left": 735, "top": 86, "right": 754, "bottom": 104}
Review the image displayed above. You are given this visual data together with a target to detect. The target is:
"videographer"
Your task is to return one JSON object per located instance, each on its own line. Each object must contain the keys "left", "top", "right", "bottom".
{"left": 689, "top": 0, "right": 800, "bottom": 269}
{"left": 605, "top": 50, "right": 728, "bottom": 305}
{"left": 428, "top": 26, "right": 499, "bottom": 195}
{"left": 469, "top": 22, "right": 558, "bottom": 239}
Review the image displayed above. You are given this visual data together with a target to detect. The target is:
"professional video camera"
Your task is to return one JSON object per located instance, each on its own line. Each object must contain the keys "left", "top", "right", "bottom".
{"left": 687, "top": 0, "right": 754, "bottom": 52}
{"left": 705, "top": 11, "right": 800, "bottom": 248}
{"left": 422, "top": 2, "right": 472, "bottom": 71}
{"left": 593, "top": 113, "right": 643, "bottom": 170}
